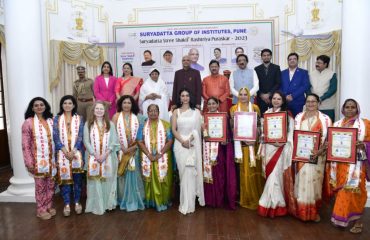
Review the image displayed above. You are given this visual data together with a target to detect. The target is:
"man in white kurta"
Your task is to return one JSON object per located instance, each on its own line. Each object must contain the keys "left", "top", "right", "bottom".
{"left": 139, "top": 68, "right": 170, "bottom": 121}
{"left": 229, "top": 54, "right": 259, "bottom": 104}
{"left": 309, "top": 55, "right": 337, "bottom": 122}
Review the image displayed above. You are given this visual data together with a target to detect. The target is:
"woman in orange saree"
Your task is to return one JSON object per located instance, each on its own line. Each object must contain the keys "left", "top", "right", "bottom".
{"left": 115, "top": 63, "right": 143, "bottom": 101}
{"left": 327, "top": 99, "right": 369, "bottom": 234}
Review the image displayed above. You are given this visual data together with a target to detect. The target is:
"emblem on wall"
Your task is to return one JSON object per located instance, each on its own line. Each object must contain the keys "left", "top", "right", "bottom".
{"left": 71, "top": 11, "right": 88, "bottom": 37}
{"left": 306, "top": 0, "right": 324, "bottom": 29}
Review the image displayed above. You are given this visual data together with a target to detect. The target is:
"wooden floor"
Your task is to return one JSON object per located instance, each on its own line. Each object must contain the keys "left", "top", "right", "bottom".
{"left": 0, "top": 166, "right": 368, "bottom": 240}
{"left": 0, "top": 196, "right": 368, "bottom": 240}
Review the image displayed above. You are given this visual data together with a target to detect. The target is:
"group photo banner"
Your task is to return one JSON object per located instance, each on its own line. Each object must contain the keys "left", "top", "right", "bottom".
{"left": 114, "top": 20, "right": 275, "bottom": 97}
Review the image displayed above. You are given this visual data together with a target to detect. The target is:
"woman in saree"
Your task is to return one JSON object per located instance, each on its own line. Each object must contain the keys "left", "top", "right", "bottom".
{"left": 230, "top": 87, "right": 264, "bottom": 209}
{"left": 139, "top": 68, "right": 170, "bottom": 121}
{"left": 257, "top": 90, "right": 295, "bottom": 217}
{"left": 94, "top": 61, "right": 117, "bottom": 119}
{"left": 292, "top": 93, "right": 332, "bottom": 222}
{"left": 172, "top": 88, "right": 205, "bottom": 215}
{"left": 203, "top": 97, "right": 236, "bottom": 209}
{"left": 327, "top": 99, "right": 369, "bottom": 233}
{"left": 115, "top": 63, "right": 143, "bottom": 102}
{"left": 137, "top": 104, "right": 173, "bottom": 211}
{"left": 112, "top": 95, "right": 145, "bottom": 212}
{"left": 83, "top": 101, "right": 120, "bottom": 215}
{"left": 53, "top": 95, "right": 84, "bottom": 216}
{"left": 22, "top": 97, "right": 56, "bottom": 220}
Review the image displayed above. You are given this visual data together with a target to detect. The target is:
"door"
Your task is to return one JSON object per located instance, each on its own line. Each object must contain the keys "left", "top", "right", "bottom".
{"left": 0, "top": 44, "right": 10, "bottom": 168}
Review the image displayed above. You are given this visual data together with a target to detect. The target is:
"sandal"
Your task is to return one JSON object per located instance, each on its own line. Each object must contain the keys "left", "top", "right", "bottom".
{"left": 350, "top": 223, "right": 363, "bottom": 234}
{"left": 48, "top": 208, "right": 56, "bottom": 217}
{"left": 37, "top": 211, "right": 52, "bottom": 220}
{"left": 63, "top": 205, "right": 71, "bottom": 217}
{"left": 75, "top": 203, "right": 83, "bottom": 215}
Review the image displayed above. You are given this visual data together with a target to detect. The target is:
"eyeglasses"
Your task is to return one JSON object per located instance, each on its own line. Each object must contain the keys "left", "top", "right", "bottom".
{"left": 306, "top": 100, "right": 318, "bottom": 103}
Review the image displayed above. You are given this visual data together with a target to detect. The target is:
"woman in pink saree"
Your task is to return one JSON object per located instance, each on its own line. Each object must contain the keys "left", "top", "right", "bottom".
{"left": 115, "top": 63, "right": 143, "bottom": 102}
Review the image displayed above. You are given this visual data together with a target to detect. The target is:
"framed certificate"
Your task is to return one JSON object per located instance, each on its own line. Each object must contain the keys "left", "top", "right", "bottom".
{"left": 263, "top": 111, "right": 288, "bottom": 143}
{"left": 204, "top": 112, "right": 227, "bottom": 142}
{"left": 327, "top": 127, "right": 358, "bottom": 163}
{"left": 292, "top": 130, "right": 321, "bottom": 163}
{"left": 233, "top": 112, "right": 257, "bottom": 141}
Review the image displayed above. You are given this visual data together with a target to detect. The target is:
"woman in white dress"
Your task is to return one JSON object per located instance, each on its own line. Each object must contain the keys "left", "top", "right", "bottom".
{"left": 258, "top": 90, "right": 295, "bottom": 217}
{"left": 171, "top": 88, "right": 205, "bottom": 215}
{"left": 139, "top": 68, "right": 170, "bottom": 121}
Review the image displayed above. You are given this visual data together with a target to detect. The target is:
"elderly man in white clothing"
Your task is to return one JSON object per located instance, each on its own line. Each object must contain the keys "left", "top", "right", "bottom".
{"left": 139, "top": 68, "right": 170, "bottom": 121}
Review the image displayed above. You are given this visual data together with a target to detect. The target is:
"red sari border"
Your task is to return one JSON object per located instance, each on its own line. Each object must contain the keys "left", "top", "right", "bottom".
{"left": 257, "top": 205, "right": 287, "bottom": 218}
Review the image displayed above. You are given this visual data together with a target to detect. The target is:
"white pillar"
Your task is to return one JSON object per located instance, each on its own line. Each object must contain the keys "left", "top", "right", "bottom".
{"left": 0, "top": 0, "right": 45, "bottom": 202}
{"left": 341, "top": 0, "right": 370, "bottom": 207}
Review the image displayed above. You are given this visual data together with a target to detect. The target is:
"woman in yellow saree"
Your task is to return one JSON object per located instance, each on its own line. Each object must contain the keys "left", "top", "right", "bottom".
{"left": 230, "top": 87, "right": 265, "bottom": 209}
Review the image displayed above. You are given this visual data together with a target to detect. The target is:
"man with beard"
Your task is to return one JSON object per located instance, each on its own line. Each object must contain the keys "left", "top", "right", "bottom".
{"left": 229, "top": 54, "right": 259, "bottom": 104}
{"left": 171, "top": 55, "right": 202, "bottom": 110}
{"left": 202, "top": 60, "right": 230, "bottom": 113}
{"left": 308, "top": 55, "right": 337, "bottom": 121}
{"left": 280, "top": 52, "right": 310, "bottom": 117}
{"left": 254, "top": 49, "right": 281, "bottom": 114}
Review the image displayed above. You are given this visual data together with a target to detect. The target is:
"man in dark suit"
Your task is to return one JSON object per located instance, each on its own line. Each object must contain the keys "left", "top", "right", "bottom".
{"left": 171, "top": 55, "right": 202, "bottom": 110}
{"left": 254, "top": 49, "right": 281, "bottom": 114}
{"left": 280, "top": 52, "right": 310, "bottom": 117}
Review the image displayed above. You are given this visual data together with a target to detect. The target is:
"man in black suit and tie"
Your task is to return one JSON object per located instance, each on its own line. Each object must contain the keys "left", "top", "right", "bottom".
{"left": 254, "top": 49, "right": 281, "bottom": 114}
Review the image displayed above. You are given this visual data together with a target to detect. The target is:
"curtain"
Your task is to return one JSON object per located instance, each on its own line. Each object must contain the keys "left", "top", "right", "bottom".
{"left": 290, "top": 30, "right": 341, "bottom": 120}
{"left": 49, "top": 40, "right": 106, "bottom": 112}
